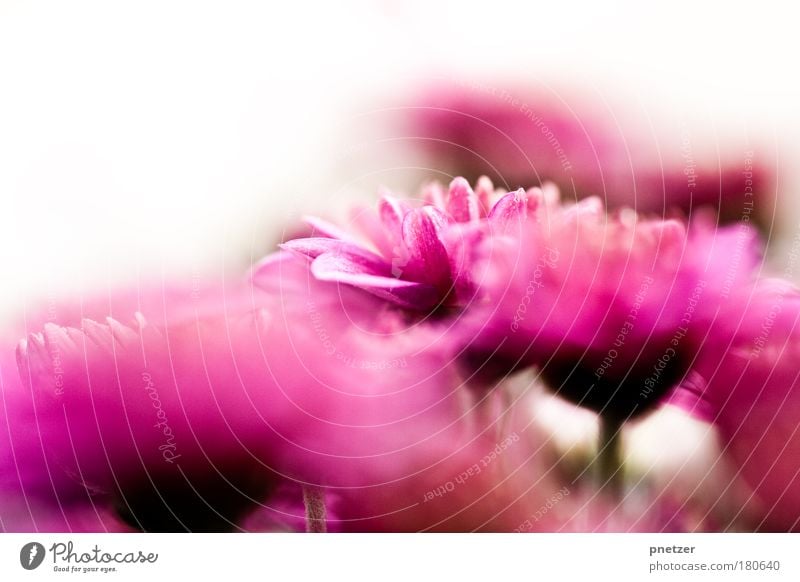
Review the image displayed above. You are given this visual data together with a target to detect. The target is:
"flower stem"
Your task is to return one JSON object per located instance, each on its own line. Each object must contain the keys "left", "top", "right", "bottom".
{"left": 302, "top": 485, "right": 327, "bottom": 533}
{"left": 596, "top": 416, "right": 624, "bottom": 499}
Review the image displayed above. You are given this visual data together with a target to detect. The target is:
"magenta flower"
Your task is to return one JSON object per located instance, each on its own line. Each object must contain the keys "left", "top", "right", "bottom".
{"left": 272, "top": 176, "right": 533, "bottom": 312}
{"left": 463, "top": 187, "right": 761, "bottom": 420}
{"left": 13, "top": 280, "right": 299, "bottom": 531}
{"left": 673, "top": 280, "right": 800, "bottom": 531}
{"left": 12, "top": 255, "right": 483, "bottom": 531}
{"left": 406, "top": 84, "right": 775, "bottom": 226}
{"left": 1, "top": 338, "right": 133, "bottom": 532}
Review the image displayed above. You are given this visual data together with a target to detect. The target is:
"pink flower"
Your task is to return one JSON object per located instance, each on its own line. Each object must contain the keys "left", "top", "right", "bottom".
{"left": 1, "top": 337, "right": 132, "bottom": 532}
{"left": 406, "top": 84, "right": 775, "bottom": 225}
{"left": 674, "top": 280, "right": 800, "bottom": 530}
{"left": 272, "top": 176, "right": 532, "bottom": 312}
{"left": 13, "top": 280, "right": 297, "bottom": 531}
{"left": 13, "top": 255, "right": 484, "bottom": 531}
{"left": 463, "top": 187, "right": 761, "bottom": 420}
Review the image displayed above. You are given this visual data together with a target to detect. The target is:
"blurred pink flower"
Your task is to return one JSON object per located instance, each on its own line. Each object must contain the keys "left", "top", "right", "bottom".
{"left": 13, "top": 280, "right": 296, "bottom": 531}
{"left": 406, "top": 85, "right": 775, "bottom": 226}
{"left": 677, "top": 280, "right": 800, "bottom": 531}
{"left": 12, "top": 255, "right": 493, "bottom": 531}
{"left": 1, "top": 338, "right": 132, "bottom": 532}
{"left": 462, "top": 186, "right": 761, "bottom": 420}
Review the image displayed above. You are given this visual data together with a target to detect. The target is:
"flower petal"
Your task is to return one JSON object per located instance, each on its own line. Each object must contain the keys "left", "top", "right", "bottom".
{"left": 474, "top": 176, "right": 494, "bottom": 218}
{"left": 401, "top": 206, "right": 452, "bottom": 291}
{"left": 311, "top": 252, "right": 439, "bottom": 309}
{"left": 302, "top": 215, "right": 354, "bottom": 240}
{"left": 489, "top": 188, "right": 528, "bottom": 235}
{"left": 446, "top": 177, "right": 479, "bottom": 223}
{"left": 378, "top": 194, "right": 408, "bottom": 248}
{"left": 280, "top": 237, "right": 385, "bottom": 264}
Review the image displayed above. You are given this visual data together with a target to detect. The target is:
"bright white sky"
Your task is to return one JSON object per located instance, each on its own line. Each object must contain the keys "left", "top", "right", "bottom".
{"left": 2, "top": 0, "right": 799, "bottom": 317}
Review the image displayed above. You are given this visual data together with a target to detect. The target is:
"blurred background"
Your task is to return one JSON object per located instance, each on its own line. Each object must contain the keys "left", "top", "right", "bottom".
{"left": 2, "top": 0, "right": 799, "bottom": 321}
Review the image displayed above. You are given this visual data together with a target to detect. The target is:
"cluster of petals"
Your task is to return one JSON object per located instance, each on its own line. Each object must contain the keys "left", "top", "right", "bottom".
{"left": 276, "top": 176, "right": 545, "bottom": 312}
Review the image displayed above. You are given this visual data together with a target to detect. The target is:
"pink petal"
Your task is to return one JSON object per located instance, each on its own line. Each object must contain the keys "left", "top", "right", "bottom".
{"left": 310, "top": 248, "right": 391, "bottom": 279}
{"left": 311, "top": 252, "right": 439, "bottom": 309}
{"left": 280, "top": 237, "right": 384, "bottom": 264}
{"left": 378, "top": 194, "right": 408, "bottom": 248}
{"left": 408, "top": 84, "right": 776, "bottom": 226}
{"left": 401, "top": 206, "right": 452, "bottom": 291}
{"left": 489, "top": 188, "right": 528, "bottom": 234}
{"left": 302, "top": 215, "right": 354, "bottom": 240}
{"left": 446, "top": 177, "right": 479, "bottom": 223}
{"left": 474, "top": 175, "right": 494, "bottom": 218}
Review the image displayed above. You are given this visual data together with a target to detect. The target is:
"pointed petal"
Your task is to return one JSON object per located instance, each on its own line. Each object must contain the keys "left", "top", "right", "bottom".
{"left": 280, "top": 237, "right": 384, "bottom": 264}
{"left": 311, "top": 253, "right": 439, "bottom": 309}
{"left": 446, "top": 177, "right": 479, "bottom": 223}
{"left": 489, "top": 189, "right": 528, "bottom": 234}
{"left": 302, "top": 215, "right": 353, "bottom": 240}
{"left": 378, "top": 194, "right": 408, "bottom": 246}
{"left": 474, "top": 176, "right": 494, "bottom": 218}
{"left": 401, "top": 206, "right": 452, "bottom": 290}
{"left": 280, "top": 237, "right": 345, "bottom": 259}
{"left": 309, "top": 248, "right": 391, "bottom": 280}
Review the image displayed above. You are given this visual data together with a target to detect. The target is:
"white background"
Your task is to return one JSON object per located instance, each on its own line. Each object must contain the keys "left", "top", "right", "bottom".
{"left": 1, "top": 533, "right": 798, "bottom": 581}
{"left": 2, "top": 0, "right": 799, "bottom": 316}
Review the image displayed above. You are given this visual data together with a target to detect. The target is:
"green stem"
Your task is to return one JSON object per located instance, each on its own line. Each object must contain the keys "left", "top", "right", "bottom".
{"left": 596, "top": 416, "right": 624, "bottom": 499}
{"left": 302, "top": 485, "right": 327, "bottom": 533}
